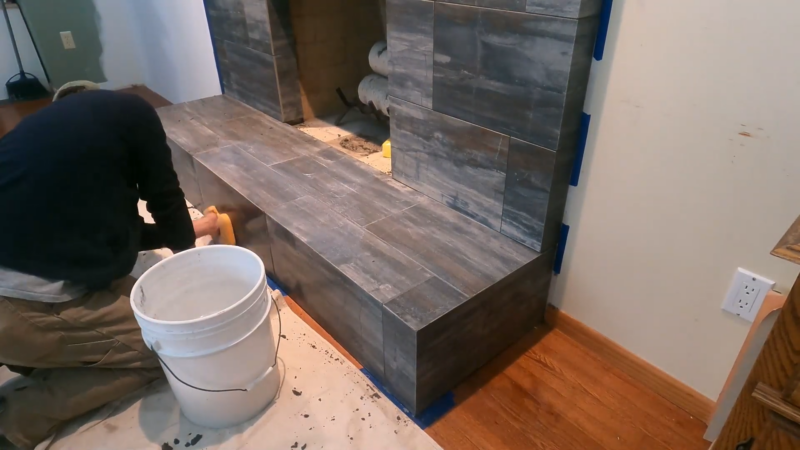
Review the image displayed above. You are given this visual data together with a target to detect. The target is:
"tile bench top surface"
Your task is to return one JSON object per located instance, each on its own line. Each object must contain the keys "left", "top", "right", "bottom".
{"left": 158, "top": 95, "right": 541, "bottom": 309}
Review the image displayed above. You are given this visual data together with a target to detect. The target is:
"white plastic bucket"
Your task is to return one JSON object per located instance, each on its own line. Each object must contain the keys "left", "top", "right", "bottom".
{"left": 130, "top": 246, "right": 280, "bottom": 428}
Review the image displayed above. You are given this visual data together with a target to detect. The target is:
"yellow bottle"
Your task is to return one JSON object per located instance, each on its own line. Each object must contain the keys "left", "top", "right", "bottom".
{"left": 382, "top": 139, "right": 391, "bottom": 158}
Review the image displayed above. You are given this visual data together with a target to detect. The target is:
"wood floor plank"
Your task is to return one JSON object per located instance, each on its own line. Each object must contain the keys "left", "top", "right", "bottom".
{"left": 506, "top": 334, "right": 671, "bottom": 450}
{"left": 531, "top": 331, "right": 709, "bottom": 450}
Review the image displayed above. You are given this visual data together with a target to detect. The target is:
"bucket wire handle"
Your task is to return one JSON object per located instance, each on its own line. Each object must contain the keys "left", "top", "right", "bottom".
{"left": 145, "top": 284, "right": 282, "bottom": 393}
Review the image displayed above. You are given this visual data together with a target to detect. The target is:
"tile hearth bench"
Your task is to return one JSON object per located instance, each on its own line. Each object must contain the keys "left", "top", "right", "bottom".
{"left": 158, "top": 95, "right": 553, "bottom": 414}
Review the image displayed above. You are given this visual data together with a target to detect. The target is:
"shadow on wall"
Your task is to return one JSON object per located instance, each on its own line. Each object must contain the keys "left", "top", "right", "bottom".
{"left": 127, "top": 0, "right": 221, "bottom": 104}
{"left": 18, "top": 0, "right": 106, "bottom": 90}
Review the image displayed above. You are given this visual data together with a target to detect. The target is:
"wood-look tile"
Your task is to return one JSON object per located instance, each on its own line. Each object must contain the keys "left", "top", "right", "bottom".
{"left": 268, "top": 214, "right": 386, "bottom": 376}
{"left": 499, "top": 137, "right": 572, "bottom": 252}
{"left": 432, "top": 3, "right": 597, "bottom": 150}
{"left": 269, "top": 196, "right": 433, "bottom": 305}
{"left": 167, "top": 138, "right": 203, "bottom": 207}
{"left": 270, "top": 155, "right": 355, "bottom": 198}
{"left": 438, "top": 0, "right": 526, "bottom": 12}
{"left": 526, "top": 0, "right": 604, "bottom": 19}
{"left": 206, "top": 6, "right": 249, "bottom": 48}
{"left": 242, "top": 0, "right": 272, "bottom": 55}
{"left": 274, "top": 55, "right": 304, "bottom": 123}
{"left": 194, "top": 159, "right": 273, "bottom": 274}
{"left": 195, "top": 145, "right": 303, "bottom": 213}
{"left": 366, "top": 199, "right": 538, "bottom": 297}
{"left": 183, "top": 95, "right": 255, "bottom": 125}
{"left": 204, "top": 114, "right": 323, "bottom": 166}
{"left": 387, "top": 0, "right": 434, "bottom": 108}
{"left": 391, "top": 97, "right": 508, "bottom": 231}
{"left": 222, "top": 40, "right": 283, "bottom": 120}
{"left": 157, "top": 104, "right": 231, "bottom": 155}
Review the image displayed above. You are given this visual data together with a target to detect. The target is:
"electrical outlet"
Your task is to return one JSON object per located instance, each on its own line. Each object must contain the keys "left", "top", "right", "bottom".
{"left": 60, "top": 31, "right": 76, "bottom": 50}
{"left": 721, "top": 268, "right": 775, "bottom": 322}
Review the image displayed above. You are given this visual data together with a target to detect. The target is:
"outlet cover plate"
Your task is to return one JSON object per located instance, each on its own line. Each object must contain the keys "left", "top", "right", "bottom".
{"left": 722, "top": 268, "right": 775, "bottom": 322}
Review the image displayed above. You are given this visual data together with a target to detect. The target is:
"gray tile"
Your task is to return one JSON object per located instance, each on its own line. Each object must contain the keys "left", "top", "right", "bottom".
{"left": 267, "top": 214, "right": 386, "bottom": 377}
{"left": 167, "top": 138, "right": 203, "bottom": 208}
{"left": 391, "top": 97, "right": 508, "bottom": 231}
{"left": 223, "top": 40, "right": 282, "bottom": 120}
{"left": 184, "top": 95, "right": 256, "bottom": 125}
{"left": 432, "top": 3, "right": 597, "bottom": 150}
{"left": 526, "top": 0, "right": 603, "bottom": 19}
{"left": 268, "top": 196, "right": 433, "bottom": 304}
{"left": 242, "top": 0, "right": 272, "bottom": 54}
{"left": 194, "top": 158, "right": 274, "bottom": 275}
{"left": 195, "top": 145, "right": 303, "bottom": 213}
{"left": 274, "top": 55, "right": 303, "bottom": 123}
{"left": 413, "top": 251, "right": 553, "bottom": 411}
{"left": 206, "top": 7, "right": 249, "bottom": 47}
{"left": 204, "top": 114, "right": 323, "bottom": 166}
{"left": 270, "top": 156, "right": 355, "bottom": 199}
{"left": 499, "top": 139, "right": 558, "bottom": 252}
{"left": 158, "top": 104, "right": 231, "bottom": 155}
{"left": 438, "top": 0, "right": 526, "bottom": 12}
{"left": 387, "top": 0, "right": 434, "bottom": 109}
{"left": 382, "top": 251, "right": 553, "bottom": 413}
{"left": 366, "top": 199, "right": 539, "bottom": 297}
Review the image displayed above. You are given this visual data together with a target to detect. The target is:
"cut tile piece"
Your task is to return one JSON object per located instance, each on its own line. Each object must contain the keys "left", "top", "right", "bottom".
{"left": 432, "top": 2, "right": 598, "bottom": 150}
{"left": 391, "top": 97, "right": 508, "bottom": 231}
{"left": 158, "top": 104, "right": 231, "bottom": 155}
{"left": 242, "top": 0, "right": 272, "bottom": 55}
{"left": 222, "top": 40, "right": 282, "bottom": 120}
{"left": 499, "top": 137, "right": 576, "bottom": 252}
{"left": 387, "top": 0, "right": 434, "bottom": 108}
{"left": 366, "top": 199, "right": 538, "bottom": 297}
{"left": 525, "top": 0, "right": 603, "bottom": 19}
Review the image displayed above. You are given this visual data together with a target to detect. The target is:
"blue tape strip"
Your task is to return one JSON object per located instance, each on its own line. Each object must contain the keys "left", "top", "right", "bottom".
{"left": 594, "top": 0, "right": 613, "bottom": 61}
{"left": 360, "top": 369, "right": 455, "bottom": 429}
{"left": 266, "top": 277, "right": 287, "bottom": 296}
{"left": 554, "top": 224, "right": 570, "bottom": 275}
{"left": 570, "top": 113, "right": 591, "bottom": 187}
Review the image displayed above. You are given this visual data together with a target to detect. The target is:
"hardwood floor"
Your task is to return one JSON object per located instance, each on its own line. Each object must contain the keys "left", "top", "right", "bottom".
{"left": 0, "top": 86, "right": 170, "bottom": 139}
{"left": 426, "top": 326, "right": 710, "bottom": 450}
{"left": 0, "top": 85, "right": 711, "bottom": 449}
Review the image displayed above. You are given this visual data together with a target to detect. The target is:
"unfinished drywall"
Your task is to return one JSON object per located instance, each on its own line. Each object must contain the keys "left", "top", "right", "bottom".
{"left": 126, "top": 0, "right": 220, "bottom": 104}
{"left": 0, "top": 4, "right": 48, "bottom": 101}
{"left": 552, "top": 0, "right": 800, "bottom": 400}
{"left": 15, "top": 0, "right": 144, "bottom": 91}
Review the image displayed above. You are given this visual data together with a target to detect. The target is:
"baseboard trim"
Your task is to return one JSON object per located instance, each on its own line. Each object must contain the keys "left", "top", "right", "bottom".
{"left": 545, "top": 305, "right": 715, "bottom": 424}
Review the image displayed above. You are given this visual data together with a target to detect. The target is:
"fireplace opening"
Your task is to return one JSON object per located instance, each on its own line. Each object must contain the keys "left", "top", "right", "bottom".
{"left": 290, "top": 0, "right": 391, "bottom": 174}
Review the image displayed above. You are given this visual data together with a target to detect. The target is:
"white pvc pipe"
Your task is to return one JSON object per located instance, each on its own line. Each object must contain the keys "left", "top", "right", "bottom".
{"left": 358, "top": 74, "right": 390, "bottom": 116}
{"left": 368, "top": 41, "right": 389, "bottom": 77}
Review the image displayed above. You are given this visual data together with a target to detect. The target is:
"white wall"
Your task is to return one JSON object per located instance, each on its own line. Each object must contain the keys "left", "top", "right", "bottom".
{"left": 126, "top": 0, "right": 221, "bottom": 104}
{"left": 94, "top": 0, "right": 144, "bottom": 90}
{"left": 553, "top": 0, "right": 800, "bottom": 400}
{"left": 0, "top": 5, "right": 48, "bottom": 100}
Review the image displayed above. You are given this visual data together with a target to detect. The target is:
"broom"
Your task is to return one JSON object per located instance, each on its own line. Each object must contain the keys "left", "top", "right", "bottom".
{"left": 2, "top": 0, "right": 48, "bottom": 101}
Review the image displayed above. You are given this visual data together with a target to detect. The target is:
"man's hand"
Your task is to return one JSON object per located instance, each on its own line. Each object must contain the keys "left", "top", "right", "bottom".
{"left": 193, "top": 211, "right": 220, "bottom": 239}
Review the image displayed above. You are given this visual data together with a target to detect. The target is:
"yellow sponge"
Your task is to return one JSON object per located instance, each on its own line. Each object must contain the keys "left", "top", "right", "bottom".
{"left": 204, "top": 206, "right": 236, "bottom": 246}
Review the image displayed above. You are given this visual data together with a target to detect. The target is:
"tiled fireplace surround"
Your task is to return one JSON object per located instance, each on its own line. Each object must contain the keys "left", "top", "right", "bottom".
{"left": 183, "top": 0, "right": 599, "bottom": 414}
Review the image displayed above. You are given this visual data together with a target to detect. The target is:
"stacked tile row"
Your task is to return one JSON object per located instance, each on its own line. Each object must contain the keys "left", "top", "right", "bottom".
{"left": 387, "top": 0, "right": 599, "bottom": 252}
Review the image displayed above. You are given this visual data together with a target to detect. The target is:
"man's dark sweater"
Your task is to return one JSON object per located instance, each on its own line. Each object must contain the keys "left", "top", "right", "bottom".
{"left": 0, "top": 90, "right": 195, "bottom": 289}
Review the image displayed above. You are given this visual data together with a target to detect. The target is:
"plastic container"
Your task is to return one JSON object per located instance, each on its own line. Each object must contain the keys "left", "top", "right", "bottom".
{"left": 131, "top": 246, "right": 280, "bottom": 428}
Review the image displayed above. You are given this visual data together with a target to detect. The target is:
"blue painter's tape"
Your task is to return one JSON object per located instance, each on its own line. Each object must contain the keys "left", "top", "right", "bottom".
{"left": 554, "top": 224, "right": 570, "bottom": 275}
{"left": 594, "top": 0, "right": 613, "bottom": 61}
{"left": 570, "top": 113, "right": 591, "bottom": 187}
{"left": 266, "top": 277, "right": 287, "bottom": 296}
{"left": 360, "top": 369, "right": 455, "bottom": 429}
